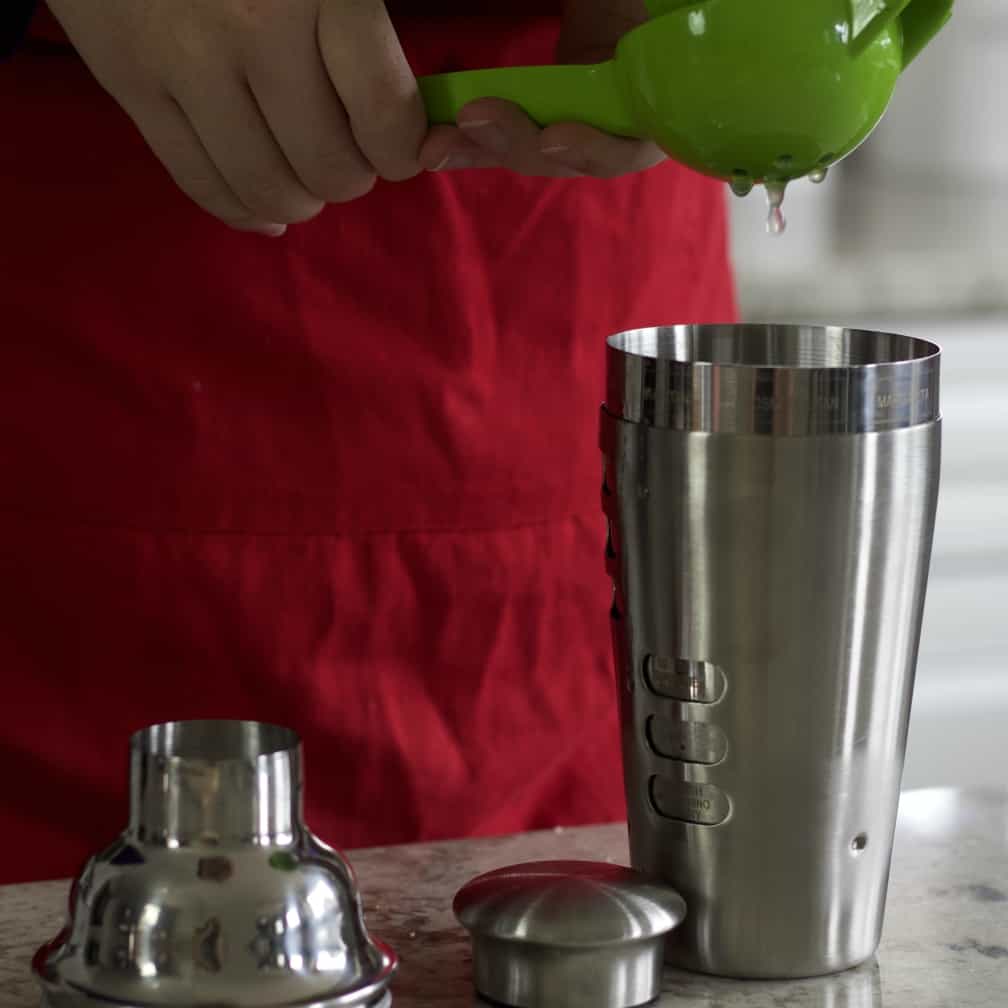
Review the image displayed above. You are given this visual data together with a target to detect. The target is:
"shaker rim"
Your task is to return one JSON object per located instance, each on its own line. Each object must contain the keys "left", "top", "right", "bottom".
{"left": 129, "top": 719, "right": 301, "bottom": 763}
{"left": 606, "top": 324, "right": 941, "bottom": 372}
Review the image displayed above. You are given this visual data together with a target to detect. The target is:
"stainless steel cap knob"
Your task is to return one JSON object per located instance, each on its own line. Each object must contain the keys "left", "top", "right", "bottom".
{"left": 454, "top": 860, "right": 686, "bottom": 1008}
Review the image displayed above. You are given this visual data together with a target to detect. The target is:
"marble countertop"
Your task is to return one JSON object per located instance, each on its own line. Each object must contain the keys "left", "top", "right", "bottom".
{"left": 2, "top": 788, "right": 1005, "bottom": 1007}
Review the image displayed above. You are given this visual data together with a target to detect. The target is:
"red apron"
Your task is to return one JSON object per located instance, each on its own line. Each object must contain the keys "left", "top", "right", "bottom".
{"left": 0, "top": 7, "right": 736, "bottom": 884}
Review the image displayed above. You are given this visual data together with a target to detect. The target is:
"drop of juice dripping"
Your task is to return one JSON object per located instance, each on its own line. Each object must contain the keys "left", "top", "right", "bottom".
{"left": 730, "top": 172, "right": 754, "bottom": 198}
{"left": 765, "top": 181, "right": 787, "bottom": 235}
{"left": 809, "top": 166, "right": 828, "bottom": 184}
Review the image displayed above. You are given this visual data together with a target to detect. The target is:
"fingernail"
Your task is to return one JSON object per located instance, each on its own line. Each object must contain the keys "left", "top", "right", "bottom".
{"left": 233, "top": 221, "right": 287, "bottom": 237}
{"left": 541, "top": 144, "right": 577, "bottom": 166}
{"left": 429, "top": 152, "right": 474, "bottom": 171}
{"left": 540, "top": 144, "right": 585, "bottom": 174}
{"left": 459, "top": 120, "right": 507, "bottom": 155}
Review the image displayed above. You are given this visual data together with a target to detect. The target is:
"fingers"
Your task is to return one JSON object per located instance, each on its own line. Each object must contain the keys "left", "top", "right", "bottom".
{"left": 317, "top": 0, "right": 426, "bottom": 182}
{"left": 418, "top": 125, "right": 511, "bottom": 173}
{"left": 173, "top": 67, "right": 325, "bottom": 226}
{"left": 122, "top": 93, "right": 287, "bottom": 235}
{"left": 243, "top": 3, "right": 377, "bottom": 204}
{"left": 419, "top": 99, "right": 579, "bottom": 178}
{"left": 537, "top": 121, "right": 667, "bottom": 178}
{"left": 47, "top": 0, "right": 425, "bottom": 230}
{"left": 457, "top": 101, "right": 582, "bottom": 178}
{"left": 418, "top": 99, "right": 665, "bottom": 179}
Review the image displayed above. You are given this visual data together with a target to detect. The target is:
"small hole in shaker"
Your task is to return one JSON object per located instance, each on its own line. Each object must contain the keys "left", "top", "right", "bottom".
{"left": 851, "top": 833, "right": 868, "bottom": 854}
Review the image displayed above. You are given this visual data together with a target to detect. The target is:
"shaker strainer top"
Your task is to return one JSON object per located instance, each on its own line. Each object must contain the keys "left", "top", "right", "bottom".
{"left": 33, "top": 720, "right": 396, "bottom": 1008}
{"left": 606, "top": 324, "right": 941, "bottom": 435}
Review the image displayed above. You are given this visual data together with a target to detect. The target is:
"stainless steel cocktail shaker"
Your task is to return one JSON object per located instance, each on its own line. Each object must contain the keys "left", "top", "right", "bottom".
{"left": 601, "top": 325, "right": 941, "bottom": 978}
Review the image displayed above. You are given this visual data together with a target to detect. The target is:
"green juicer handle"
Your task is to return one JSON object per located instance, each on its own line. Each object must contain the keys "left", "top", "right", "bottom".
{"left": 900, "top": 0, "right": 954, "bottom": 66}
{"left": 418, "top": 61, "right": 642, "bottom": 139}
{"left": 853, "top": 0, "right": 954, "bottom": 66}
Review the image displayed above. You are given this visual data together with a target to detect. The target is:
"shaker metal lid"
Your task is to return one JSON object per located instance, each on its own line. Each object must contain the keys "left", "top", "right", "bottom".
{"left": 454, "top": 861, "right": 686, "bottom": 1008}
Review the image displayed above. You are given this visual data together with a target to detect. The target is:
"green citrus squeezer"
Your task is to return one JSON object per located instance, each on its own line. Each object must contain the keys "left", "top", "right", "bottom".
{"left": 418, "top": 0, "right": 954, "bottom": 184}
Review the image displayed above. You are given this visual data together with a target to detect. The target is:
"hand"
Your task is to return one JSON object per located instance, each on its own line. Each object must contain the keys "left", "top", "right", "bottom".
{"left": 48, "top": 0, "right": 427, "bottom": 234}
{"left": 418, "top": 0, "right": 665, "bottom": 179}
